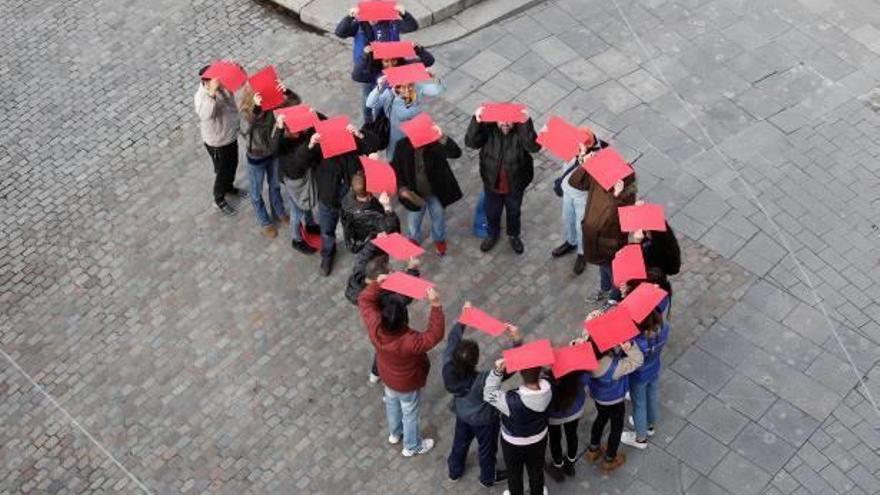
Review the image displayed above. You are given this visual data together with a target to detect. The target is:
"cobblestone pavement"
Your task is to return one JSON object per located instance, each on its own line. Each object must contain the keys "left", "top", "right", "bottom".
{"left": 1, "top": 0, "right": 880, "bottom": 493}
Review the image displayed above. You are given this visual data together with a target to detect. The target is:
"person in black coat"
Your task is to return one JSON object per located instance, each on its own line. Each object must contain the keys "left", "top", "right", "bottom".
{"left": 340, "top": 174, "right": 399, "bottom": 253}
{"left": 465, "top": 106, "right": 540, "bottom": 255}
{"left": 392, "top": 125, "right": 463, "bottom": 256}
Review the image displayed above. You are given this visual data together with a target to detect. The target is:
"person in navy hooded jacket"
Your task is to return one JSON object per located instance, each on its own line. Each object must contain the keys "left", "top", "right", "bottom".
{"left": 335, "top": 3, "right": 419, "bottom": 124}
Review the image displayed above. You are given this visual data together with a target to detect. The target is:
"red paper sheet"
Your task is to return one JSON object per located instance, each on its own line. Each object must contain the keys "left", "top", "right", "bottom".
{"left": 480, "top": 103, "right": 527, "bottom": 124}
{"left": 458, "top": 306, "right": 506, "bottom": 336}
{"left": 536, "top": 116, "right": 590, "bottom": 162}
{"left": 371, "top": 233, "right": 425, "bottom": 261}
{"left": 583, "top": 306, "right": 640, "bottom": 352}
{"left": 619, "top": 283, "right": 668, "bottom": 323}
{"left": 274, "top": 105, "right": 319, "bottom": 134}
{"left": 551, "top": 343, "right": 599, "bottom": 377}
{"left": 380, "top": 271, "right": 434, "bottom": 300}
{"left": 359, "top": 155, "right": 397, "bottom": 194}
{"left": 400, "top": 113, "right": 441, "bottom": 148}
{"left": 203, "top": 61, "right": 247, "bottom": 92}
{"left": 247, "top": 66, "right": 285, "bottom": 111}
{"left": 618, "top": 203, "right": 667, "bottom": 233}
{"left": 357, "top": 1, "right": 399, "bottom": 22}
{"left": 503, "top": 339, "right": 555, "bottom": 372}
{"left": 582, "top": 147, "right": 634, "bottom": 191}
{"left": 612, "top": 244, "right": 647, "bottom": 288}
{"left": 384, "top": 63, "right": 432, "bottom": 86}
{"left": 314, "top": 116, "right": 357, "bottom": 159}
{"left": 371, "top": 41, "right": 416, "bottom": 60}
{"left": 300, "top": 225, "right": 321, "bottom": 250}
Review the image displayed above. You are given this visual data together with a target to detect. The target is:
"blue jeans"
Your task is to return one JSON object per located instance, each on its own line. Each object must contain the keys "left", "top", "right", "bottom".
{"left": 361, "top": 82, "right": 376, "bottom": 124}
{"left": 281, "top": 179, "right": 315, "bottom": 242}
{"left": 247, "top": 157, "right": 286, "bottom": 226}
{"left": 448, "top": 418, "right": 500, "bottom": 485}
{"left": 318, "top": 203, "right": 339, "bottom": 259}
{"left": 384, "top": 387, "right": 422, "bottom": 451}
{"left": 561, "top": 191, "right": 586, "bottom": 255}
{"left": 407, "top": 196, "right": 446, "bottom": 243}
{"left": 630, "top": 377, "right": 659, "bottom": 440}
{"left": 599, "top": 263, "right": 613, "bottom": 292}
{"left": 473, "top": 191, "right": 488, "bottom": 238}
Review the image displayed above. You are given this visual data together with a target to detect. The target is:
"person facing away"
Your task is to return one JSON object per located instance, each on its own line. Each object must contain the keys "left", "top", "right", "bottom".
{"left": 465, "top": 105, "right": 541, "bottom": 256}
{"left": 443, "top": 309, "right": 521, "bottom": 488}
{"left": 484, "top": 361, "right": 552, "bottom": 495}
{"left": 357, "top": 274, "right": 445, "bottom": 457}
{"left": 335, "top": 3, "right": 419, "bottom": 124}
{"left": 392, "top": 123, "right": 463, "bottom": 256}
{"left": 366, "top": 76, "right": 443, "bottom": 160}
{"left": 544, "top": 369, "right": 590, "bottom": 483}
{"left": 194, "top": 64, "right": 245, "bottom": 216}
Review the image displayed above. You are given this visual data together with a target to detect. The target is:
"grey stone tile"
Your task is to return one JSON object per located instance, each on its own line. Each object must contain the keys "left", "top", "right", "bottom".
{"left": 487, "top": 33, "right": 531, "bottom": 62}
{"left": 742, "top": 280, "right": 799, "bottom": 322}
{"left": 700, "top": 223, "right": 748, "bottom": 258}
{"left": 530, "top": 36, "right": 580, "bottom": 67}
{"left": 759, "top": 399, "right": 821, "bottom": 447}
{"left": 517, "top": 78, "right": 570, "bottom": 113}
{"left": 480, "top": 70, "right": 532, "bottom": 102}
{"left": 805, "top": 351, "right": 860, "bottom": 393}
{"left": 709, "top": 451, "right": 773, "bottom": 495}
{"left": 782, "top": 303, "right": 832, "bottom": 345}
{"left": 688, "top": 396, "right": 750, "bottom": 444}
{"left": 668, "top": 424, "right": 730, "bottom": 475}
{"left": 557, "top": 57, "right": 609, "bottom": 90}
{"left": 557, "top": 25, "right": 610, "bottom": 60}
{"left": 797, "top": 440, "right": 831, "bottom": 472}
{"left": 672, "top": 346, "right": 736, "bottom": 394}
{"left": 507, "top": 53, "right": 555, "bottom": 84}
{"left": 590, "top": 47, "right": 641, "bottom": 78}
{"left": 586, "top": 80, "right": 642, "bottom": 114}
{"left": 740, "top": 350, "right": 840, "bottom": 421}
{"left": 662, "top": 370, "right": 709, "bottom": 418}
{"left": 696, "top": 323, "right": 760, "bottom": 368}
{"left": 720, "top": 301, "right": 821, "bottom": 371}
{"left": 717, "top": 375, "right": 778, "bottom": 421}
{"left": 789, "top": 464, "right": 835, "bottom": 495}
{"left": 458, "top": 50, "right": 512, "bottom": 82}
{"left": 619, "top": 68, "right": 669, "bottom": 103}
{"left": 731, "top": 422, "right": 797, "bottom": 474}
{"left": 679, "top": 188, "right": 731, "bottom": 227}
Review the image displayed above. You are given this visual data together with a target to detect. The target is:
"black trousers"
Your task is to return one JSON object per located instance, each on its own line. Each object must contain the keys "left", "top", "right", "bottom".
{"left": 484, "top": 188, "right": 524, "bottom": 239}
{"left": 590, "top": 401, "right": 625, "bottom": 460}
{"left": 501, "top": 436, "right": 546, "bottom": 495}
{"left": 204, "top": 141, "right": 239, "bottom": 204}
{"left": 548, "top": 419, "right": 579, "bottom": 464}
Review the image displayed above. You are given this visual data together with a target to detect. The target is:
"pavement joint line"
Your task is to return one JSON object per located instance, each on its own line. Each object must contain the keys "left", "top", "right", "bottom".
{"left": 608, "top": 0, "right": 880, "bottom": 426}
{"left": 0, "top": 345, "right": 155, "bottom": 495}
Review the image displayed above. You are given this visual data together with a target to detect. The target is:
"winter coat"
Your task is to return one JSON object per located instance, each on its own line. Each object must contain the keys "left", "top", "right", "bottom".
{"left": 340, "top": 193, "right": 397, "bottom": 253}
{"left": 464, "top": 117, "right": 541, "bottom": 194}
{"left": 334, "top": 13, "right": 419, "bottom": 83}
{"left": 391, "top": 136, "right": 463, "bottom": 211}
{"left": 194, "top": 85, "right": 239, "bottom": 147}
{"left": 344, "top": 240, "right": 410, "bottom": 306}
{"left": 353, "top": 46, "right": 435, "bottom": 85}
{"left": 568, "top": 166, "right": 637, "bottom": 264}
{"left": 293, "top": 129, "right": 380, "bottom": 209}
{"left": 643, "top": 223, "right": 681, "bottom": 275}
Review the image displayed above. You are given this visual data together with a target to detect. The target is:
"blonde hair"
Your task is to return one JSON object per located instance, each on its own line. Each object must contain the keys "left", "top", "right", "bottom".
{"left": 239, "top": 85, "right": 257, "bottom": 113}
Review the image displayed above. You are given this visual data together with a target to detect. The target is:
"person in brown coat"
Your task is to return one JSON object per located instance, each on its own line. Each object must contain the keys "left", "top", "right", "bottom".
{"left": 568, "top": 164, "right": 637, "bottom": 301}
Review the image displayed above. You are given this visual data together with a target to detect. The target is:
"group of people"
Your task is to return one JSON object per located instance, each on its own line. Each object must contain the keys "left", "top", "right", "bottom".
{"left": 194, "top": 3, "right": 684, "bottom": 494}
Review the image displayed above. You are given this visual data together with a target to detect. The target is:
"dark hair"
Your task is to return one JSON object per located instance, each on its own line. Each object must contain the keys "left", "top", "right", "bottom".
{"left": 551, "top": 371, "right": 584, "bottom": 412}
{"left": 283, "top": 88, "right": 301, "bottom": 104}
{"left": 380, "top": 214, "right": 401, "bottom": 235}
{"left": 625, "top": 268, "right": 672, "bottom": 300}
{"left": 452, "top": 339, "right": 479, "bottom": 379}
{"left": 365, "top": 255, "right": 390, "bottom": 281}
{"left": 198, "top": 65, "right": 210, "bottom": 78}
{"left": 520, "top": 367, "right": 542, "bottom": 386}
{"left": 380, "top": 293, "right": 409, "bottom": 333}
{"left": 589, "top": 338, "right": 610, "bottom": 360}
{"left": 637, "top": 309, "right": 662, "bottom": 336}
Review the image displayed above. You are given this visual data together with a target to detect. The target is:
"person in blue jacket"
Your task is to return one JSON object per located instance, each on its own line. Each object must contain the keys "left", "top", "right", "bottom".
{"left": 544, "top": 368, "right": 590, "bottom": 482}
{"left": 366, "top": 76, "right": 443, "bottom": 160}
{"left": 335, "top": 4, "right": 419, "bottom": 124}
{"left": 443, "top": 304, "right": 520, "bottom": 487}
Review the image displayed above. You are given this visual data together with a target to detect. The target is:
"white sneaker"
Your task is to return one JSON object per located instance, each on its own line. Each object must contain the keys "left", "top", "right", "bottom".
{"left": 388, "top": 434, "right": 400, "bottom": 445}
{"left": 624, "top": 391, "right": 631, "bottom": 401}
{"left": 402, "top": 438, "right": 434, "bottom": 457}
{"left": 368, "top": 372, "right": 381, "bottom": 385}
{"left": 627, "top": 416, "right": 655, "bottom": 437}
{"left": 621, "top": 430, "right": 648, "bottom": 450}
{"left": 503, "top": 491, "right": 510, "bottom": 495}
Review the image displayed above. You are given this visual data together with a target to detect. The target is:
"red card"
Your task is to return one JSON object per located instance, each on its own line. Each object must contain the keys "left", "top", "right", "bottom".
{"left": 582, "top": 147, "right": 634, "bottom": 191}
{"left": 458, "top": 306, "right": 506, "bottom": 337}
{"left": 503, "top": 339, "right": 556, "bottom": 372}
{"left": 618, "top": 204, "right": 667, "bottom": 233}
{"left": 481, "top": 103, "right": 527, "bottom": 124}
{"left": 300, "top": 225, "right": 321, "bottom": 250}
{"left": 371, "top": 233, "right": 425, "bottom": 261}
{"left": 536, "top": 116, "right": 590, "bottom": 162}
{"left": 619, "top": 283, "right": 668, "bottom": 323}
{"left": 384, "top": 63, "right": 432, "bottom": 86}
{"left": 380, "top": 271, "right": 435, "bottom": 300}
{"left": 248, "top": 66, "right": 285, "bottom": 111}
{"left": 583, "top": 306, "right": 640, "bottom": 352}
{"left": 203, "top": 61, "right": 247, "bottom": 92}
{"left": 314, "top": 116, "right": 357, "bottom": 159}
{"left": 551, "top": 343, "right": 599, "bottom": 378}
{"left": 612, "top": 244, "right": 647, "bottom": 288}
{"left": 400, "top": 113, "right": 441, "bottom": 148}
{"left": 357, "top": 1, "right": 400, "bottom": 22}
{"left": 274, "top": 105, "right": 319, "bottom": 133}
{"left": 371, "top": 41, "right": 416, "bottom": 60}
{"left": 359, "top": 155, "right": 397, "bottom": 194}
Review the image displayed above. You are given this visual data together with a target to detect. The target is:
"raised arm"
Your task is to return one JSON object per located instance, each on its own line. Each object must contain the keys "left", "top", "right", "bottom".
{"left": 464, "top": 116, "right": 490, "bottom": 150}
{"left": 415, "top": 45, "right": 435, "bottom": 67}
{"left": 516, "top": 118, "right": 541, "bottom": 153}
{"left": 335, "top": 14, "right": 360, "bottom": 38}
{"left": 399, "top": 11, "right": 419, "bottom": 33}
{"left": 611, "top": 343, "right": 644, "bottom": 380}
{"left": 483, "top": 368, "right": 511, "bottom": 416}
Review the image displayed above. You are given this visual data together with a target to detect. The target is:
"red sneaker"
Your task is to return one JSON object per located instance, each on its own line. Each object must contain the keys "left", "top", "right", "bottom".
{"left": 434, "top": 241, "right": 447, "bottom": 256}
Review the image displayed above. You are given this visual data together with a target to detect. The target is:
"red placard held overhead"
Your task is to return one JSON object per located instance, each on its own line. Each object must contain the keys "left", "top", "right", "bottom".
{"left": 314, "top": 116, "right": 357, "bottom": 159}
{"left": 611, "top": 244, "right": 647, "bottom": 288}
{"left": 247, "top": 66, "right": 285, "bottom": 111}
{"left": 371, "top": 41, "right": 416, "bottom": 60}
{"left": 371, "top": 233, "right": 425, "bottom": 261}
{"left": 359, "top": 155, "right": 397, "bottom": 194}
{"left": 384, "top": 63, "right": 432, "bottom": 86}
{"left": 503, "top": 339, "right": 555, "bottom": 372}
{"left": 400, "top": 113, "right": 441, "bottom": 148}
{"left": 551, "top": 343, "right": 599, "bottom": 378}
{"left": 203, "top": 61, "right": 247, "bottom": 92}
{"left": 583, "top": 306, "right": 640, "bottom": 352}
{"left": 480, "top": 103, "right": 528, "bottom": 124}
{"left": 618, "top": 203, "right": 667, "bottom": 233}
{"left": 357, "top": 1, "right": 399, "bottom": 22}
{"left": 274, "top": 105, "right": 319, "bottom": 134}
{"left": 380, "top": 272, "right": 435, "bottom": 300}
{"left": 619, "top": 283, "right": 668, "bottom": 323}
{"left": 582, "top": 147, "right": 634, "bottom": 191}
{"left": 458, "top": 306, "right": 506, "bottom": 337}
{"left": 536, "top": 116, "right": 590, "bottom": 162}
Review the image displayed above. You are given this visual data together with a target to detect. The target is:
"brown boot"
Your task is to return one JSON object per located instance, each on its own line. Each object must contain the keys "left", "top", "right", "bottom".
{"left": 262, "top": 225, "right": 278, "bottom": 238}
{"left": 584, "top": 445, "right": 605, "bottom": 464}
{"left": 601, "top": 453, "right": 626, "bottom": 472}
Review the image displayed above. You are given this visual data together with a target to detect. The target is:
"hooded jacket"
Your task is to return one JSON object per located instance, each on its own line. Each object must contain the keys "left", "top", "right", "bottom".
{"left": 392, "top": 136, "right": 463, "bottom": 211}
{"left": 547, "top": 372, "right": 591, "bottom": 425}
{"left": 293, "top": 129, "right": 380, "bottom": 209}
{"left": 334, "top": 13, "right": 419, "bottom": 83}
{"left": 484, "top": 371, "right": 552, "bottom": 445}
{"left": 588, "top": 345, "right": 644, "bottom": 405}
{"left": 568, "top": 166, "right": 637, "bottom": 264}
{"left": 353, "top": 46, "right": 435, "bottom": 85}
{"left": 194, "top": 85, "right": 239, "bottom": 147}
{"left": 465, "top": 117, "right": 541, "bottom": 194}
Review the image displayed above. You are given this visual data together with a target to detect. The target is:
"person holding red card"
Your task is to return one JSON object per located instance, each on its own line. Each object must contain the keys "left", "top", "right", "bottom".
{"left": 195, "top": 65, "right": 247, "bottom": 216}
{"left": 357, "top": 274, "right": 445, "bottom": 457}
{"left": 544, "top": 368, "right": 591, "bottom": 482}
{"left": 340, "top": 173, "right": 399, "bottom": 253}
{"left": 583, "top": 310, "right": 644, "bottom": 472}
{"left": 551, "top": 131, "right": 608, "bottom": 275}
{"left": 335, "top": 3, "right": 419, "bottom": 124}
{"left": 443, "top": 304, "right": 520, "bottom": 487}
{"left": 366, "top": 74, "right": 443, "bottom": 160}
{"left": 567, "top": 153, "right": 638, "bottom": 301}
{"left": 465, "top": 105, "right": 541, "bottom": 255}
{"left": 358, "top": 41, "right": 435, "bottom": 97}
{"left": 392, "top": 123, "right": 462, "bottom": 256}
{"left": 629, "top": 202, "right": 681, "bottom": 278}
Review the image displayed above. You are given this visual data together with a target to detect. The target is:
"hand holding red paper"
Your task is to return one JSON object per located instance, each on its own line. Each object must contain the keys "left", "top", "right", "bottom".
{"left": 274, "top": 105, "right": 319, "bottom": 134}
{"left": 247, "top": 66, "right": 285, "bottom": 111}
{"left": 400, "top": 113, "right": 442, "bottom": 148}
{"left": 583, "top": 306, "right": 639, "bottom": 352}
{"left": 371, "top": 232, "right": 424, "bottom": 261}
{"left": 380, "top": 271, "right": 435, "bottom": 300}
{"left": 480, "top": 103, "right": 527, "bottom": 124}
{"left": 503, "top": 339, "right": 555, "bottom": 372}
{"left": 203, "top": 61, "right": 247, "bottom": 92}
{"left": 619, "top": 283, "right": 668, "bottom": 323}
{"left": 458, "top": 305, "right": 506, "bottom": 336}
{"left": 359, "top": 155, "right": 397, "bottom": 194}
{"left": 537, "top": 116, "right": 591, "bottom": 162}
{"left": 582, "top": 147, "right": 634, "bottom": 191}
{"left": 357, "top": 1, "right": 400, "bottom": 22}
{"left": 313, "top": 116, "right": 357, "bottom": 158}
{"left": 618, "top": 203, "right": 667, "bottom": 233}
{"left": 611, "top": 244, "right": 647, "bottom": 287}
{"left": 551, "top": 343, "right": 599, "bottom": 377}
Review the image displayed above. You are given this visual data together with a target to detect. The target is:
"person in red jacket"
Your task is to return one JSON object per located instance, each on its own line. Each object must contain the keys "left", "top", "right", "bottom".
{"left": 358, "top": 277, "right": 445, "bottom": 456}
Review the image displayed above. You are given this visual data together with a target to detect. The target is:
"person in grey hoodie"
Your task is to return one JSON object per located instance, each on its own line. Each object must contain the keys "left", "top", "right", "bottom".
{"left": 194, "top": 65, "right": 245, "bottom": 216}
{"left": 484, "top": 358, "right": 553, "bottom": 495}
{"left": 443, "top": 308, "right": 520, "bottom": 487}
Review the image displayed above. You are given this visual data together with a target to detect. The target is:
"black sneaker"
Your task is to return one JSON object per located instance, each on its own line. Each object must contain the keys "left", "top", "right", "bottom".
{"left": 573, "top": 254, "right": 586, "bottom": 275}
{"left": 227, "top": 187, "right": 248, "bottom": 199}
{"left": 563, "top": 458, "right": 576, "bottom": 477}
{"left": 509, "top": 236, "right": 524, "bottom": 255}
{"left": 478, "top": 470, "right": 507, "bottom": 488}
{"left": 480, "top": 236, "right": 499, "bottom": 253}
{"left": 304, "top": 223, "right": 321, "bottom": 234}
{"left": 320, "top": 254, "right": 334, "bottom": 276}
{"left": 544, "top": 462, "right": 565, "bottom": 483}
{"left": 552, "top": 242, "right": 575, "bottom": 257}
{"left": 291, "top": 239, "right": 317, "bottom": 255}
{"left": 216, "top": 200, "right": 236, "bottom": 216}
